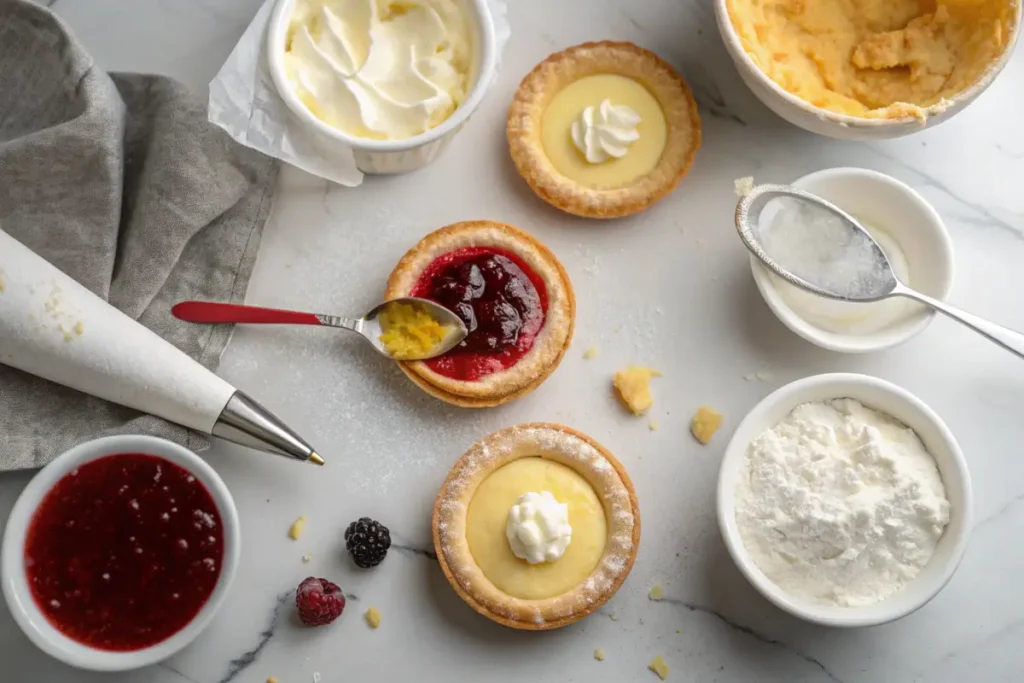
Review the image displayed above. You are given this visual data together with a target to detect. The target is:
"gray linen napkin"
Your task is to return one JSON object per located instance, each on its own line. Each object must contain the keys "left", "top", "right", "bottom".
{"left": 0, "top": 0, "right": 278, "bottom": 470}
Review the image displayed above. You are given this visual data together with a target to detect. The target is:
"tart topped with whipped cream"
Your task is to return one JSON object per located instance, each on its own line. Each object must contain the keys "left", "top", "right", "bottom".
{"left": 508, "top": 41, "right": 702, "bottom": 218}
{"left": 385, "top": 221, "right": 575, "bottom": 407}
{"left": 434, "top": 423, "right": 640, "bottom": 629}
{"left": 283, "top": 0, "right": 472, "bottom": 140}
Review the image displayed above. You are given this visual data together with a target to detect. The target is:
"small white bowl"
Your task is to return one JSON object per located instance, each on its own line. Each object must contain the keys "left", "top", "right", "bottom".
{"left": 714, "top": 0, "right": 1022, "bottom": 140}
{"left": 717, "top": 373, "right": 972, "bottom": 628}
{"left": 1, "top": 435, "right": 241, "bottom": 671}
{"left": 267, "top": 0, "right": 497, "bottom": 174}
{"left": 749, "top": 167, "right": 955, "bottom": 353}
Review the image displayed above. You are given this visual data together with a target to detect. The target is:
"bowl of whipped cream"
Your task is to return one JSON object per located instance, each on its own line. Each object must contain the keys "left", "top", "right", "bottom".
{"left": 267, "top": 0, "right": 497, "bottom": 174}
{"left": 717, "top": 373, "right": 972, "bottom": 627}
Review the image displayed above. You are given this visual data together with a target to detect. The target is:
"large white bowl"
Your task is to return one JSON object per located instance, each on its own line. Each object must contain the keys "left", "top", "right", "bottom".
{"left": 717, "top": 373, "right": 972, "bottom": 628}
{"left": 267, "top": 0, "right": 497, "bottom": 174}
{"left": 749, "top": 167, "right": 955, "bottom": 353}
{"left": 714, "top": 0, "right": 1022, "bottom": 140}
{"left": 1, "top": 435, "right": 241, "bottom": 671}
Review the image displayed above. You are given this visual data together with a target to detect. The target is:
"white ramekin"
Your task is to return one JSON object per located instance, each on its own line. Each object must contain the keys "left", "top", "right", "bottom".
{"left": 714, "top": 0, "right": 1022, "bottom": 140}
{"left": 267, "top": 0, "right": 497, "bottom": 174}
{"left": 1, "top": 435, "right": 241, "bottom": 671}
{"left": 749, "top": 167, "right": 955, "bottom": 354}
{"left": 717, "top": 373, "right": 972, "bottom": 628}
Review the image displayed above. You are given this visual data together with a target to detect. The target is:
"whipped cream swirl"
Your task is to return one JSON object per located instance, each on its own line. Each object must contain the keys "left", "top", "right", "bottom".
{"left": 571, "top": 99, "right": 641, "bottom": 164}
{"left": 284, "top": 0, "right": 471, "bottom": 140}
{"left": 506, "top": 491, "right": 572, "bottom": 564}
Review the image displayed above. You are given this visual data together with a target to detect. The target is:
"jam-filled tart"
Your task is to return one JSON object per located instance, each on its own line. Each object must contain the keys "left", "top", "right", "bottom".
{"left": 433, "top": 423, "right": 641, "bottom": 629}
{"left": 385, "top": 221, "right": 574, "bottom": 407}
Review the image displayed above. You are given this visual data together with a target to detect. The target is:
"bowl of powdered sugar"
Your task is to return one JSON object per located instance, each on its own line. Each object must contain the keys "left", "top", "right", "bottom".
{"left": 717, "top": 373, "right": 972, "bottom": 627}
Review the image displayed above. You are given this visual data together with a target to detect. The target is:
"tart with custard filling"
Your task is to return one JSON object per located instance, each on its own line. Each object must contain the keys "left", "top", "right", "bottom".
{"left": 433, "top": 423, "right": 640, "bottom": 629}
{"left": 508, "top": 41, "right": 701, "bottom": 219}
{"left": 385, "top": 221, "right": 574, "bottom": 407}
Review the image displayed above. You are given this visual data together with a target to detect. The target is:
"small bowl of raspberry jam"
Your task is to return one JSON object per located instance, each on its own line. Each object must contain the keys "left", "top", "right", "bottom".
{"left": 1, "top": 435, "right": 240, "bottom": 671}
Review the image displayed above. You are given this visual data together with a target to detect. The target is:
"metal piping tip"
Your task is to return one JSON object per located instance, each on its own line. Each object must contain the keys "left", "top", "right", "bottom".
{"left": 212, "top": 390, "right": 320, "bottom": 463}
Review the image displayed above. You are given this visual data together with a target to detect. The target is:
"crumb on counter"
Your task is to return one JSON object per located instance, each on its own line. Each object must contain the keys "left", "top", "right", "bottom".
{"left": 594, "top": 648, "right": 606, "bottom": 661}
{"left": 267, "top": 677, "right": 278, "bottom": 683}
{"left": 301, "top": 553, "right": 312, "bottom": 564}
{"left": 613, "top": 366, "right": 662, "bottom": 416}
{"left": 648, "top": 420, "right": 659, "bottom": 432}
{"left": 288, "top": 515, "right": 306, "bottom": 540}
{"left": 583, "top": 346, "right": 599, "bottom": 360}
{"left": 365, "top": 607, "right": 381, "bottom": 628}
{"left": 690, "top": 406, "right": 724, "bottom": 445}
{"left": 734, "top": 176, "right": 754, "bottom": 197}
{"left": 648, "top": 584, "right": 664, "bottom": 601}
{"left": 74, "top": 320, "right": 84, "bottom": 335}
{"left": 649, "top": 655, "right": 670, "bottom": 680}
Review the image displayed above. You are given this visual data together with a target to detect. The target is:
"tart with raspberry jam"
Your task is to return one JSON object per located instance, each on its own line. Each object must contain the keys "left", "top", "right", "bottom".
{"left": 385, "top": 221, "right": 575, "bottom": 407}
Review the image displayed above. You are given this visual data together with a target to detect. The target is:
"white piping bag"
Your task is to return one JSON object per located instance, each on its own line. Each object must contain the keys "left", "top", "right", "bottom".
{"left": 0, "top": 229, "right": 322, "bottom": 465}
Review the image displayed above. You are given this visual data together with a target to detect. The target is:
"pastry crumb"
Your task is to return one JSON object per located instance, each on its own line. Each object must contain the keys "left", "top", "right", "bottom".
{"left": 648, "top": 584, "right": 664, "bottom": 601}
{"left": 583, "top": 346, "right": 598, "bottom": 359}
{"left": 288, "top": 515, "right": 306, "bottom": 540}
{"left": 649, "top": 655, "right": 670, "bottom": 680}
{"left": 608, "top": 611, "right": 618, "bottom": 621}
{"left": 73, "top": 320, "right": 84, "bottom": 335}
{"left": 734, "top": 176, "right": 754, "bottom": 197}
{"left": 365, "top": 607, "right": 381, "bottom": 628}
{"left": 755, "top": 370, "right": 774, "bottom": 381}
{"left": 675, "top": 628, "right": 681, "bottom": 634}
{"left": 690, "top": 406, "right": 724, "bottom": 445}
{"left": 301, "top": 553, "right": 312, "bottom": 563}
{"left": 267, "top": 678, "right": 278, "bottom": 683}
{"left": 648, "top": 420, "right": 659, "bottom": 431}
{"left": 613, "top": 366, "right": 661, "bottom": 415}
{"left": 594, "top": 648, "right": 606, "bottom": 661}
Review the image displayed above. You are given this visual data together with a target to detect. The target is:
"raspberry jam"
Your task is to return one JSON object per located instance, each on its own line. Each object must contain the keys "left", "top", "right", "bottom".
{"left": 24, "top": 453, "right": 224, "bottom": 651}
{"left": 411, "top": 247, "right": 548, "bottom": 381}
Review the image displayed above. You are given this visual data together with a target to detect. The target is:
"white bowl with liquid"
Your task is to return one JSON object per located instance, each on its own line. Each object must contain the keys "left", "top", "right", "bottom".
{"left": 749, "top": 168, "right": 955, "bottom": 353}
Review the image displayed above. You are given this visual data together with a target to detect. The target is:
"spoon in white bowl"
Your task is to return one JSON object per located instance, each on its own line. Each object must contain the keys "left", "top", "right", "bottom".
{"left": 735, "top": 184, "right": 1024, "bottom": 360}
{"left": 172, "top": 298, "right": 468, "bottom": 361}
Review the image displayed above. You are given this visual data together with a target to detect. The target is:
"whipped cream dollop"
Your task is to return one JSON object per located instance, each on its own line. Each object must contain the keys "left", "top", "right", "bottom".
{"left": 505, "top": 491, "right": 572, "bottom": 564}
{"left": 284, "top": 0, "right": 472, "bottom": 140}
{"left": 571, "top": 99, "right": 641, "bottom": 164}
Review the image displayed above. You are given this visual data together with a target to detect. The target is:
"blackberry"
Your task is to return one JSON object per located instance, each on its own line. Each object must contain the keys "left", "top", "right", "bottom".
{"left": 344, "top": 517, "right": 391, "bottom": 568}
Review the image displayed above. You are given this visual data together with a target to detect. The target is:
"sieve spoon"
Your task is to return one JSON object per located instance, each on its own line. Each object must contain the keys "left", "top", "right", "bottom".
{"left": 735, "top": 184, "right": 1024, "bottom": 361}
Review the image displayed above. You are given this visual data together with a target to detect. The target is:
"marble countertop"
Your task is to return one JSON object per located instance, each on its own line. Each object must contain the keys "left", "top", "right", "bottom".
{"left": 3, "top": 0, "right": 1024, "bottom": 681}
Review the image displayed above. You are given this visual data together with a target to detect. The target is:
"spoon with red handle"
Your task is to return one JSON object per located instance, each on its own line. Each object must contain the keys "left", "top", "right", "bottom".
{"left": 172, "top": 298, "right": 467, "bottom": 360}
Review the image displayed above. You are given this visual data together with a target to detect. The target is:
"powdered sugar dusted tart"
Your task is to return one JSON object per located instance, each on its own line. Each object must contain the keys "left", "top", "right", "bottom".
{"left": 433, "top": 423, "right": 641, "bottom": 629}
{"left": 385, "top": 221, "right": 574, "bottom": 407}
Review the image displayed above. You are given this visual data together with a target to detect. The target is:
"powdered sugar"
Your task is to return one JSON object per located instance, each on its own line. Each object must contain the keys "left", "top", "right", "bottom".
{"left": 735, "top": 399, "right": 950, "bottom": 607}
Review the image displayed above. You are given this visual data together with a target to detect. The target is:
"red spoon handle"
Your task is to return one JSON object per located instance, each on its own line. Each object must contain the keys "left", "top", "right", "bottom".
{"left": 172, "top": 301, "right": 324, "bottom": 326}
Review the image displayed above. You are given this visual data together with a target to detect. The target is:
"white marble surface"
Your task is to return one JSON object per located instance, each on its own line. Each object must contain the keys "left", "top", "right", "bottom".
{"left": 3, "top": 0, "right": 1024, "bottom": 681}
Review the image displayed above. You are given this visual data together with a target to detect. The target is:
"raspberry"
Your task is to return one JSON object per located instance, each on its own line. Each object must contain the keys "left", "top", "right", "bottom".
{"left": 295, "top": 577, "right": 345, "bottom": 626}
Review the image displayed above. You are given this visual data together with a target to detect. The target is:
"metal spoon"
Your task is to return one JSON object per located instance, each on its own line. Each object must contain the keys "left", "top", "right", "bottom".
{"left": 172, "top": 298, "right": 468, "bottom": 361}
{"left": 736, "top": 184, "right": 1024, "bottom": 360}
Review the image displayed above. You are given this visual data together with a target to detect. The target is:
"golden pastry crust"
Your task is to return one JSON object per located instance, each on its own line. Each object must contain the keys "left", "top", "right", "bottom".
{"left": 433, "top": 423, "right": 641, "bottom": 630}
{"left": 507, "top": 41, "right": 702, "bottom": 219}
{"left": 385, "top": 221, "right": 575, "bottom": 406}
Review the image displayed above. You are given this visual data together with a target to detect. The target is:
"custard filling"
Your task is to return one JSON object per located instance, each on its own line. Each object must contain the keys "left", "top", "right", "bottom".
{"left": 727, "top": 0, "right": 1014, "bottom": 118}
{"left": 541, "top": 74, "right": 667, "bottom": 189}
{"left": 465, "top": 457, "right": 607, "bottom": 600}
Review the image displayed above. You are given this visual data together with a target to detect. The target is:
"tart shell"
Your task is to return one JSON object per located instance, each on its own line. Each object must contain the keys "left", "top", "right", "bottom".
{"left": 507, "top": 41, "right": 702, "bottom": 219}
{"left": 385, "top": 221, "right": 575, "bottom": 407}
{"left": 433, "top": 423, "right": 641, "bottom": 630}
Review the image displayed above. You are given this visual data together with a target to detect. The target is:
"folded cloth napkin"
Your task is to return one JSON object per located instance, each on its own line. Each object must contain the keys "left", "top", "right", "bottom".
{"left": 0, "top": 0, "right": 278, "bottom": 470}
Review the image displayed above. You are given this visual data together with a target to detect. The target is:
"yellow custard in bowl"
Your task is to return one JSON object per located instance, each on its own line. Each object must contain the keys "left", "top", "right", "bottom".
{"left": 726, "top": 0, "right": 1017, "bottom": 120}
